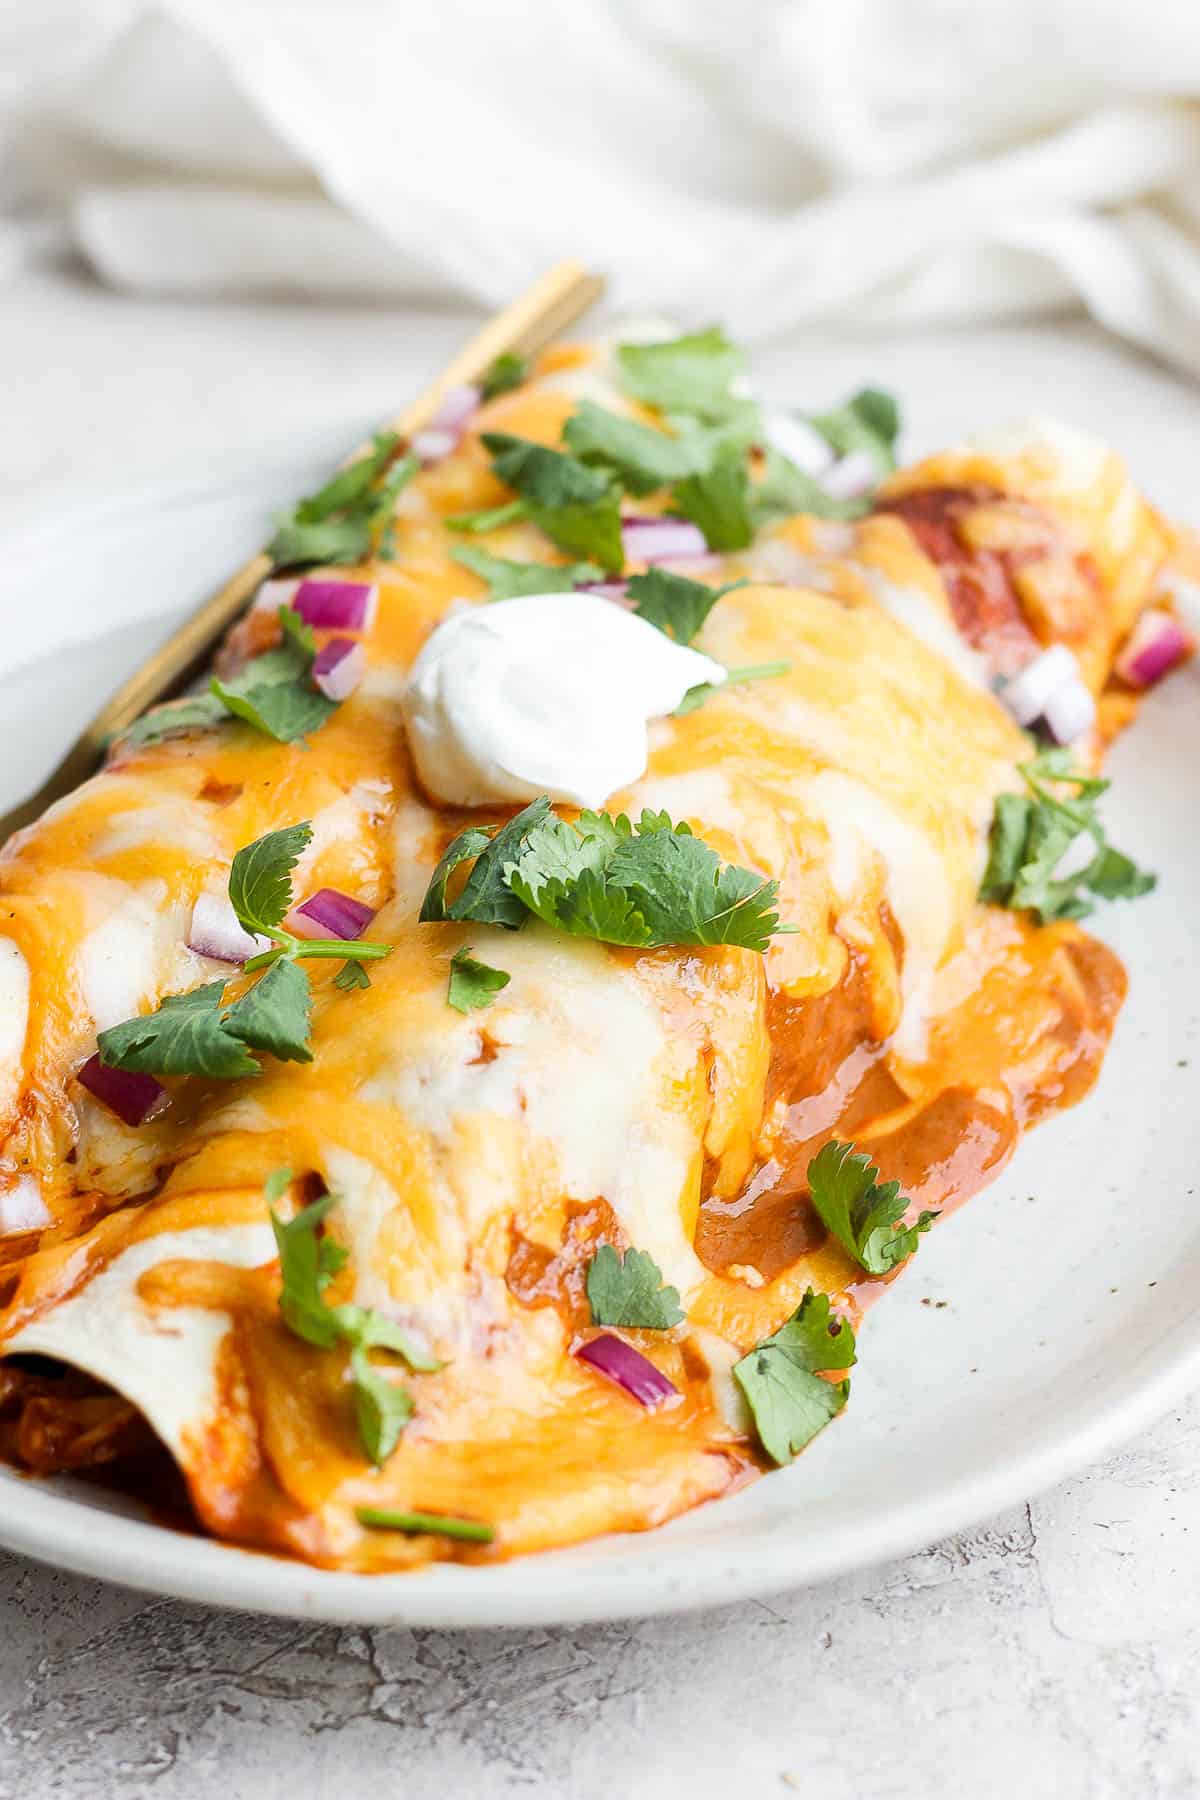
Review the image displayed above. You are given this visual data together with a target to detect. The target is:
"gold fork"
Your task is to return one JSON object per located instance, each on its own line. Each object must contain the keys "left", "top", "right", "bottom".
{"left": 0, "top": 259, "right": 606, "bottom": 840}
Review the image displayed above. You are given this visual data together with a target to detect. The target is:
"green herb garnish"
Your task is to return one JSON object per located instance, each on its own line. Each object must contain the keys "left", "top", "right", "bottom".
{"left": 421, "top": 798, "right": 784, "bottom": 953}
{"left": 627, "top": 567, "right": 743, "bottom": 646}
{"left": 120, "top": 693, "right": 230, "bottom": 749}
{"left": 733, "top": 1289, "right": 856, "bottom": 1464}
{"left": 449, "top": 544, "right": 602, "bottom": 601}
{"left": 586, "top": 1245, "right": 684, "bottom": 1330}
{"left": 481, "top": 433, "right": 624, "bottom": 572}
{"left": 980, "top": 748, "right": 1156, "bottom": 922}
{"left": 267, "top": 434, "right": 417, "bottom": 568}
{"left": 269, "top": 1179, "right": 439, "bottom": 1464}
{"left": 97, "top": 823, "right": 391, "bottom": 1077}
{"left": 356, "top": 1506, "right": 495, "bottom": 1543}
{"left": 447, "top": 947, "right": 510, "bottom": 1013}
{"left": 670, "top": 444, "right": 754, "bottom": 551}
{"left": 674, "top": 661, "right": 791, "bottom": 716}
{"left": 616, "top": 327, "right": 747, "bottom": 422}
{"left": 443, "top": 499, "right": 528, "bottom": 534}
{"left": 751, "top": 447, "right": 871, "bottom": 526}
{"left": 809, "top": 387, "right": 900, "bottom": 474}
{"left": 807, "top": 1140, "right": 936, "bottom": 1276}
{"left": 479, "top": 351, "right": 527, "bottom": 402}
{"left": 209, "top": 607, "right": 339, "bottom": 744}
{"left": 563, "top": 401, "right": 704, "bottom": 495}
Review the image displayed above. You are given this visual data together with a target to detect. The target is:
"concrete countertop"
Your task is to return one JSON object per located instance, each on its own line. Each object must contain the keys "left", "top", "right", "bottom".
{"left": 0, "top": 263, "right": 1197, "bottom": 1800}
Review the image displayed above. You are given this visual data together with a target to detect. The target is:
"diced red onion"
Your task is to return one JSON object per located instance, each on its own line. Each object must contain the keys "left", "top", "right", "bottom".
{"left": 292, "top": 579, "right": 377, "bottom": 632}
{"left": 77, "top": 1054, "right": 167, "bottom": 1128}
{"left": 1115, "top": 608, "right": 1190, "bottom": 689}
{"left": 313, "top": 636, "right": 366, "bottom": 701}
{"left": 622, "top": 519, "right": 709, "bottom": 564}
{"left": 821, "top": 449, "right": 879, "bottom": 501}
{"left": 574, "top": 1332, "right": 681, "bottom": 1409}
{"left": 762, "top": 412, "right": 835, "bottom": 477}
{"left": 285, "top": 888, "right": 376, "bottom": 942}
{"left": 1041, "top": 673, "right": 1097, "bottom": 746}
{"left": 411, "top": 428, "right": 459, "bottom": 466}
{"left": 188, "top": 893, "right": 270, "bottom": 964}
{"left": 253, "top": 576, "right": 298, "bottom": 613}
{"left": 427, "top": 383, "right": 480, "bottom": 435}
{"left": 0, "top": 1177, "right": 50, "bottom": 1236}
{"left": 998, "top": 644, "right": 1079, "bottom": 727}
{"left": 577, "top": 580, "right": 631, "bottom": 603}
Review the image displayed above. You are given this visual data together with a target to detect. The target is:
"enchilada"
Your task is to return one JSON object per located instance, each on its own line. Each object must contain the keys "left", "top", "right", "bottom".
{"left": 0, "top": 323, "right": 1182, "bottom": 1569}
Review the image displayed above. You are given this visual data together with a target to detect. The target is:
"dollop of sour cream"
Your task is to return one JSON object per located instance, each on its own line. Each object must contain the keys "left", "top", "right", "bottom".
{"left": 403, "top": 592, "right": 726, "bottom": 809}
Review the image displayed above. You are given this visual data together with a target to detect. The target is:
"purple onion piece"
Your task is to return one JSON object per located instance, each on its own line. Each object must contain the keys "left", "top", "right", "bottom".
{"left": 1115, "top": 609, "right": 1190, "bottom": 689}
{"left": 292, "top": 579, "right": 376, "bottom": 632}
{"left": 998, "top": 644, "right": 1079, "bottom": 728}
{"left": 1039, "top": 675, "right": 1097, "bottom": 746}
{"left": 427, "top": 383, "right": 480, "bottom": 435}
{"left": 621, "top": 519, "right": 709, "bottom": 564}
{"left": 574, "top": 1332, "right": 681, "bottom": 1409}
{"left": 188, "top": 893, "right": 268, "bottom": 964}
{"left": 820, "top": 448, "right": 879, "bottom": 501}
{"left": 313, "top": 637, "right": 366, "bottom": 702}
{"left": 411, "top": 428, "right": 459, "bottom": 466}
{"left": 77, "top": 1054, "right": 167, "bottom": 1128}
{"left": 287, "top": 888, "right": 377, "bottom": 942}
{"left": 577, "top": 580, "right": 631, "bottom": 603}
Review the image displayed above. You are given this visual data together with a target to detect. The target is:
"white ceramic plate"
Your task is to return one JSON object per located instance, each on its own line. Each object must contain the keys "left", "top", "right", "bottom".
{"left": 0, "top": 433, "right": 1195, "bottom": 1629}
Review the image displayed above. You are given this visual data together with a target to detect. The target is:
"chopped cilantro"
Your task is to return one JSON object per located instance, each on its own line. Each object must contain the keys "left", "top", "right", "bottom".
{"left": 752, "top": 447, "right": 871, "bottom": 526}
{"left": 449, "top": 544, "right": 602, "bottom": 601}
{"left": 334, "top": 960, "right": 372, "bottom": 992}
{"left": 447, "top": 947, "right": 510, "bottom": 1013}
{"left": 479, "top": 351, "right": 527, "bottom": 401}
{"left": 980, "top": 748, "right": 1155, "bottom": 922}
{"left": 674, "top": 661, "right": 791, "bottom": 716}
{"left": 268, "top": 1180, "right": 440, "bottom": 1465}
{"left": 670, "top": 444, "right": 753, "bottom": 551}
{"left": 809, "top": 387, "right": 900, "bottom": 473}
{"left": 481, "top": 432, "right": 624, "bottom": 571}
{"left": 120, "top": 693, "right": 228, "bottom": 749}
{"left": 97, "top": 822, "right": 392, "bottom": 1078}
{"left": 563, "top": 401, "right": 703, "bottom": 495}
{"left": 616, "top": 327, "right": 747, "bottom": 422}
{"left": 807, "top": 1140, "right": 936, "bottom": 1276}
{"left": 266, "top": 433, "right": 416, "bottom": 569}
{"left": 443, "top": 499, "right": 528, "bottom": 534}
{"left": 586, "top": 1245, "right": 684, "bottom": 1330}
{"left": 733, "top": 1289, "right": 856, "bottom": 1464}
{"left": 627, "top": 567, "right": 743, "bottom": 646}
{"left": 356, "top": 1506, "right": 495, "bottom": 1543}
{"left": 421, "top": 799, "right": 785, "bottom": 952}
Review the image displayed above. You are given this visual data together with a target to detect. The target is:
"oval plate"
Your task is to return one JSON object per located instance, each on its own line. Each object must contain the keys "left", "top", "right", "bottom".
{"left": 0, "top": 424, "right": 1195, "bottom": 1628}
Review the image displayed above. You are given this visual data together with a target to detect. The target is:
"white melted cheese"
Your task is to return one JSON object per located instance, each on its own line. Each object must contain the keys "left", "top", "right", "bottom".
{"left": 403, "top": 592, "right": 725, "bottom": 810}
{"left": 797, "top": 770, "right": 957, "bottom": 1059}
{"left": 76, "top": 878, "right": 198, "bottom": 1033}
{"left": 6, "top": 1223, "right": 275, "bottom": 1456}
{"left": 966, "top": 417, "right": 1109, "bottom": 490}
{"left": 359, "top": 928, "right": 706, "bottom": 1300}
{"left": 860, "top": 568, "right": 990, "bottom": 689}
{"left": 0, "top": 939, "right": 29, "bottom": 1126}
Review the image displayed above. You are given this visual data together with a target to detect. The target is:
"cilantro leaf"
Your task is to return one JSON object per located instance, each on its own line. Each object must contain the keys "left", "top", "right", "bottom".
{"left": 350, "top": 1345, "right": 414, "bottom": 1466}
{"left": 980, "top": 750, "right": 1155, "bottom": 922}
{"left": 733, "top": 1289, "right": 856, "bottom": 1465}
{"left": 507, "top": 807, "right": 783, "bottom": 952}
{"left": 209, "top": 608, "right": 337, "bottom": 745}
{"left": 627, "top": 568, "right": 742, "bottom": 645}
{"left": 229, "top": 822, "right": 312, "bottom": 936}
{"left": 120, "top": 693, "right": 229, "bottom": 749}
{"left": 481, "top": 433, "right": 624, "bottom": 572}
{"left": 674, "top": 661, "right": 791, "bottom": 716}
{"left": 419, "top": 797, "right": 551, "bottom": 930}
{"left": 563, "top": 401, "right": 703, "bottom": 495}
{"left": 267, "top": 1180, "right": 438, "bottom": 1464}
{"left": 479, "top": 351, "right": 527, "bottom": 401}
{"left": 444, "top": 499, "right": 528, "bottom": 534}
{"left": 670, "top": 444, "right": 753, "bottom": 551}
{"left": 807, "top": 1139, "right": 935, "bottom": 1276}
{"left": 586, "top": 1244, "right": 684, "bottom": 1330}
{"left": 447, "top": 947, "right": 510, "bottom": 1013}
{"left": 266, "top": 434, "right": 416, "bottom": 569}
{"left": 356, "top": 1506, "right": 495, "bottom": 1543}
{"left": 752, "top": 447, "right": 871, "bottom": 527}
{"left": 270, "top": 1190, "right": 347, "bottom": 1349}
{"left": 449, "top": 544, "right": 602, "bottom": 601}
{"left": 96, "top": 981, "right": 260, "bottom": 1081}
{"left": 616, "top": 328, "right": 746, "bottom": 422}
{"left": 223, "top": 957, "right": 313, "bottom": 1064}
{"left": 334, "top": 960, "right": 372, "bottom": 992}
{"left": 809, "top": 387, "right": 900, "bottom": 473}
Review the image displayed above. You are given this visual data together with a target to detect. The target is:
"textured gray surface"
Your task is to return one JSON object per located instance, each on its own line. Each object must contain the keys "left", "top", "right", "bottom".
{"left": 2, "top": 1396, "right": 1198, "bottom": 1799}
{"left": 1, "top": 268, "right": 1198, "bottom": 1798}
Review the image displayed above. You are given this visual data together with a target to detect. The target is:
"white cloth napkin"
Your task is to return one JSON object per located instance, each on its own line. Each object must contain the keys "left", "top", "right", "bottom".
{"left": 8, "top": 0, "right": 1200, "bottom": 372}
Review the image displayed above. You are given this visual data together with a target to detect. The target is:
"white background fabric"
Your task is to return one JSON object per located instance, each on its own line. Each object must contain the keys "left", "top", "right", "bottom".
{"left": 6, "top": 1, "right": 1200, "bottom": 369}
